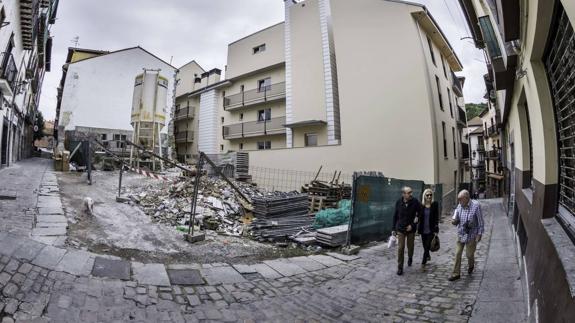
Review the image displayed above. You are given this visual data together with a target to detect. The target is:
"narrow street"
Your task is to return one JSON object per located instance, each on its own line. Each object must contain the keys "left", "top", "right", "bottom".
{"left": 0, "top": 159, "right": 527, "bottom": 322}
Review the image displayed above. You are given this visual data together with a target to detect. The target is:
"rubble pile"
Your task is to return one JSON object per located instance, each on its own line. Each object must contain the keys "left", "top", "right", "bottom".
{"left": 250, "top": 192, "right": 313, "bottom": 242}
{"left": 126, "top": 175, "right": 254, "bottom": 236}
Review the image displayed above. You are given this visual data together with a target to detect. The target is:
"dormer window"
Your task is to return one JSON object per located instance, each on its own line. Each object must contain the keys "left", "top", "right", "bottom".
{"left": 253, "top": 44, "right": 266, "bottom": 54}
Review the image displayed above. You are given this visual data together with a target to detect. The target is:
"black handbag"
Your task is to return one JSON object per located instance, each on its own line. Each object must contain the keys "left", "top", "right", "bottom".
{"left": 430, "top": 234, "right": 440, "bottom": 252}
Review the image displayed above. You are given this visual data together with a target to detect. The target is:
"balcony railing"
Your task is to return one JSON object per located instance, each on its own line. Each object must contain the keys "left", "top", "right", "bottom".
{"left": 487, "top": 125, "right": 499, "bottom": 137}
{"left": 223, "top": 116, "right": 286, "bottom": 140}
{"left": 486, "top": 149, "right": 499, "bottom": 159}
{"left": 457, "top": 107, "right": 467, "bottom": 127}
{"left": 0, "top": 53, "right": 18, "bottom": 92}
{"left": 175, "top": 130, "right": 194, "bottom": 143}
{"left": 174, "top": 106, "right": 195, "bottom": 121}
{"left": 452, "top": 71, "right": 463, "bottom": 97}
{"left": 223, "top": 82, "right": 286, "bottom": 110}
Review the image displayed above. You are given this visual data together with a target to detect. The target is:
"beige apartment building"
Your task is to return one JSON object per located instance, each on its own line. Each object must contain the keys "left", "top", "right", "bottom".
{"left": 175, "top": 0, "right": 468, "bottom": 205}
{"left": 459, "top": 0, "right": 575, "bottom": 320}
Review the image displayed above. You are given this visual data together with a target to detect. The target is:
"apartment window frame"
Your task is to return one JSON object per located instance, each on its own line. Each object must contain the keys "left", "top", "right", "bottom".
{"left": 257, "top": 108, "right": 271, "bottom": 122}
{"left": 257, "top": 77, "right": 271, "bottom": 92}
{"left": 305, "top": 133, "right": 318, "bottom": 147}
{"left": 441, "top": 55, "right": 448, "bottom": 78}
{"left": 442, "top": 122, "right": 448, "bottom": 159}
{"left": 436, "top": 76, "right": 444, "bottom": 111}
{"left": 427, "top": 36, "right": 436, "bottom": 66}
{"left": 257, "top": 141, "right": 271, "bottom": 150}
{"left": 253, "top": 44, "right": 266, "bottom": 54}
{"left": 239, "top": 143, "right": 244, "bottom": 150}
{"left": 239, "top": 113, "right": 244, "bottom": 121}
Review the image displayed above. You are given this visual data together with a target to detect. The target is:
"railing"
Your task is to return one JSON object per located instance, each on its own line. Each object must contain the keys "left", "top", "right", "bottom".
{"left": 487, "top": 149, "right": 499, "bottom": 159}
{"left": 0, "top": 53, "right": 18, "bottom": 91}
{"left": 487, "top": 125, "right": 499, "bottom": 137}
{"left": 452, "top": 71, "right": 463, "bottom": 96}
{"left": 175, "top": 130, "right": 194, "bottom": 143}
{"left": 174, "top": 106, "right": 195, "bottom": 121}
{"left": 223, "top": 116, "right": 286, "bottom": 140}
{"left": 223, "top": 82, "right": 286, "bottom": 110}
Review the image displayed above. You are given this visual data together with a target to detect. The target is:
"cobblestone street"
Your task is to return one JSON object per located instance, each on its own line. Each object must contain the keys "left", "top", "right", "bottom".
{"left": 0, "top": 159, "right": 527, "bottom": 322}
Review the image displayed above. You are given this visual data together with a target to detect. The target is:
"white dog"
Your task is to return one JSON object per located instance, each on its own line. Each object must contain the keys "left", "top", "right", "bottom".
{"left": 83, "top": 197, "right": 94, "bottom": 215}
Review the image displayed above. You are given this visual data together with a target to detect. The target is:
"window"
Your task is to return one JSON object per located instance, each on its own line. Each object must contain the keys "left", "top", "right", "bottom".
{"left": 253, "top": 44, "right": 266, "bottom": 54}
{"left": 0, "top": 8, "right": 5, "bottom": 29}
{"left": 448, "top": 88, "right": 453, "bottom": 118}
{"left": 452, "top": 127, "right": 457, "bottom": 158}
{"left": 436, "top": 76, "right": 443, "bottom": 110}
{"left": 121, "top": 135, "right": 127, "bottom": 141}
{"left": 305, "top": 133, "right": 318, "bottom": 147}
{"left": 221, "top": 117, "right": 224, "bottom": 124}
{"left": 239, "top": 143, "right": 244, "bottom": 150}
{"left": 114, "top": 134, "right": 121, "bottom": 141}
{"left": 427, "top": 36, "right": 436, "bottom": 66}
{"left": 524, "top": 104, "right": 533, "bottom": 189}
{"left": 441, "top": 55, "right": 447, "bottom": 78}
{"left": 257, "top": 109, "right": 271, "bottom": 122}
{"left": 101, "top": 134, "right": 107, "bottom": 141}
{"left": 240, "top": 85, "right": 244, "bottom": 92}
{"left": 220, "top": 145, "right": 224, "bottom": 152}
{"left": 442, "top": 122, "right": 447, "bottom": 158}
{"left": 239, "top": 113, "right": 244, "bottom": 121}
{"left": 257, "top": 78, "right": 271, "bottom": 92}
{"left": 257, "top": 141, "right": 271, "bottom": 150}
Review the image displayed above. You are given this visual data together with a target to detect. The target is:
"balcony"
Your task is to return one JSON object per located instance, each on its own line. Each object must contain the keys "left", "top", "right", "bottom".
{"left": 174, "top": 106, "right": 195, "bottom": 121}
{"left": 487, "top": 125, "right": 499, "bottom": 137}
{"left": 0, "top": 53, "right": 18, "bottom": 96}
{"left": 223, "top": 116, "right": 286, "bottom": 140}
{"left": 223, "top": 82, "right": 286, "bottom": 110}
{"left": 20, "top": 0, "right": 40, "bottom": 50}
{"left": 457, "top": 107, "right": 467, "bottom": 128}
{"left": 486, "top": 149, "right": 500, "bottom": 160}
{"left": 452, "top": 71, "right": 463, "bottom": 97}
{"left": 175, "top": 130, "right": 194, "bottom": 143}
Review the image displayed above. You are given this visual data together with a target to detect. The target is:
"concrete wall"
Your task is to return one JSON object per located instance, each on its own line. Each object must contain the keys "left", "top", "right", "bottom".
{"left": 59, "top": 48, "right": 176, "bottom": 134}
{"left": 226, "top": 23, "right": 285, "bottom": 80}
{"left": 176, "top": 61, "right": 205, "bottom": 97}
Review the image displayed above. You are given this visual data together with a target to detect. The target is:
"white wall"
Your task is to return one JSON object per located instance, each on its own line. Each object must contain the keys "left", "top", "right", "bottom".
{"left": 59, "top": 48, "right": 176, "bottom": 133}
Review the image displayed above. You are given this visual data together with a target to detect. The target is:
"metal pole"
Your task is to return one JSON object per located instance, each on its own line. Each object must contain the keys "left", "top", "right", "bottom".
{"left": 87, "top": 140, "right": 92, "bottom": 185}
{"left": 118, "top": 143, "right": 126, "bottom": 198}
{"left": 188, "top": 154, "right": 203, "bottom": 236}
{"left": 126, "top": 139, "right": 197, "bottom": 174}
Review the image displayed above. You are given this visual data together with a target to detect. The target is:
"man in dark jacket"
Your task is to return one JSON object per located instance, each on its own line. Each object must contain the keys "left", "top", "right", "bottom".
{"left": 392, "top": 186, "right": 421, "bottom": 275}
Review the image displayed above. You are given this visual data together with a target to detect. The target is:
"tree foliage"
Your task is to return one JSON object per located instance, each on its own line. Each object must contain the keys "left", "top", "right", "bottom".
{"left": 465, "top": 103, "right": 487, "bottom": 121}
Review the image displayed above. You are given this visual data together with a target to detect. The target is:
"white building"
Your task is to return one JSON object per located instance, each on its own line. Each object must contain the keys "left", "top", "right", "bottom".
{"left": 55, "top": 46, "right": 177, "bottom": 151}
{"left": 0, "top": 0, "right": 58, "bottom": 167}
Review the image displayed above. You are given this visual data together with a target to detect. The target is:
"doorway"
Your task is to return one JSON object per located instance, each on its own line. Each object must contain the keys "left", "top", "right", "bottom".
{"left": 1, "top": 118, "right": 8, "bottom": 166}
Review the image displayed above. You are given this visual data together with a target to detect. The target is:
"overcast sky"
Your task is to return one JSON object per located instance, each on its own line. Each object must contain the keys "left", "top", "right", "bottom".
{"left": 40, "top": 0, "right": 487, "bottom": 121}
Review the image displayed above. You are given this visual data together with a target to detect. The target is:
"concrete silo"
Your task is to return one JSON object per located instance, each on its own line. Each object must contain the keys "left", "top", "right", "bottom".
{"left": 130, "top": 69, "right": 168, "bottom": 170}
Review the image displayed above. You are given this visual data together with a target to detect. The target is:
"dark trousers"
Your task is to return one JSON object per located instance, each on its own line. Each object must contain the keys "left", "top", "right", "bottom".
{"left": 421, "top": 233, "right": 434, "bottom": 264}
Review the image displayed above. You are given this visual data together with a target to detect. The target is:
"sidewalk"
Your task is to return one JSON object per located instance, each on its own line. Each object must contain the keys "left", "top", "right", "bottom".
{"left": 470, "top": 200, "right": 527, "bottom": 323}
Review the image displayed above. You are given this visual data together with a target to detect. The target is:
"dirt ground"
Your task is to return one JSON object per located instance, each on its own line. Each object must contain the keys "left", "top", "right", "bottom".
{"left": 57, "top": 170, "right": 310, "bottom": 264}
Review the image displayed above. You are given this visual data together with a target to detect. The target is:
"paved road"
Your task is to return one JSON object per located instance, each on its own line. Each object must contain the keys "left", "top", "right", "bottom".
{"left": 0, "top": 158, "right": 527, "bottom": 322}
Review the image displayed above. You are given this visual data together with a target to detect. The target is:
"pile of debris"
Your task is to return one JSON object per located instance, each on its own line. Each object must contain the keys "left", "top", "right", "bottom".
{"left": 126, "top": 175, "right": 253, "bottom": 236}
{"left": 250, "top": 192, "right": 313, "bottom": 242}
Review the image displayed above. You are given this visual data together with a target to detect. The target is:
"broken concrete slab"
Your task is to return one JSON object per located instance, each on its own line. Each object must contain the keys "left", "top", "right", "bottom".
{"left": 326, "top": 252, "right": 361, "bottom": 261}
{"left": 31, "top": 245, "right": 67, "bottom": 270}
{"left": 166, "top": 264, "right": 201, "bottom": 270}
{"left": 55, "top": 250, "right": 95, "bottom": 276}
{"left": 35, "top": 222, "right": 68, "bottom": 229}
{"left": 306, "top": 255, "right": 345, "bottom": 267}
{"left": 12, "top": 239, "right": 46, "bottom": 261}
{"left": 263, "top": 259, "right": 307, "bottom": 277}
{"left": 200, "top": 266, "right": 246, "bottom": 285}
{"left": 167, "top": 269, "right": 204, "bottom": 285}
{"left": 289, "top": 256, "right": 327, "bottom": 272}
{"left": 91, "top": 257, "right": 131, "bottom": 280}
{"left": 37, "top": 197, "right": 63, "bottom": 209}
{"left": 32, "top": 226, "right": 67, "bottom": 236}
{"left": 132, "top": 263, "right": 171, "bottom": 286}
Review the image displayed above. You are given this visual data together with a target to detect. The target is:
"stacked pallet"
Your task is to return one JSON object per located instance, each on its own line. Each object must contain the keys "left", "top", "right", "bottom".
{"left": 250, "top": 192, "right": 312, "bottom": 241}
{"left": 235, "top": 152, "right": 252, "bottom": 182}
{"left": 316, "top": 224, "right": 349, "bottom": 247}
{"left": 302, "top": 180, "right": 352, "bottom": 212}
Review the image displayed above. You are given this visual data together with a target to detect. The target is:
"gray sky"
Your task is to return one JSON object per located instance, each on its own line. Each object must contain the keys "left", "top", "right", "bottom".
{"left": 40, "top": 0, "right": 486, "bottom": 121}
